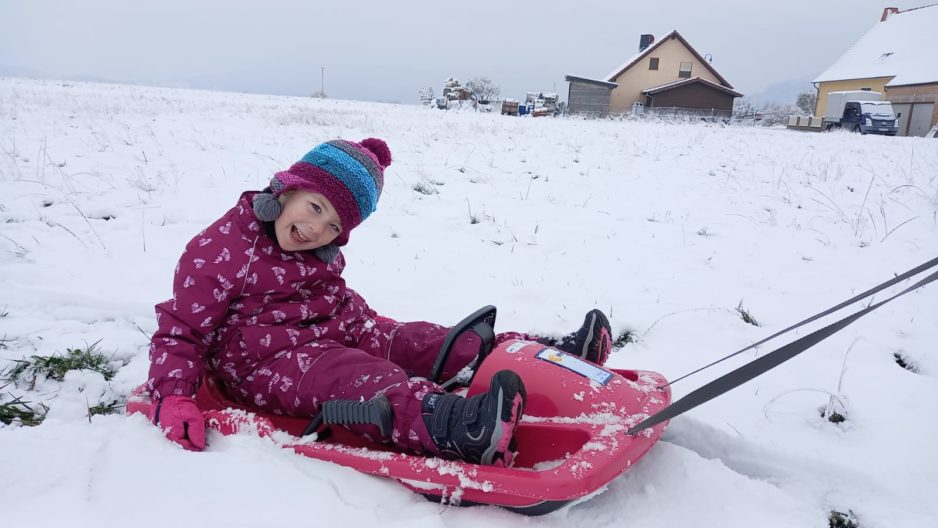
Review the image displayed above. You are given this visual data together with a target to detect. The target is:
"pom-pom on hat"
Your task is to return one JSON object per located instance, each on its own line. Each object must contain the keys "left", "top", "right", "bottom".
{"left": 253, "top": 138, "right": 392, "bottom": 251}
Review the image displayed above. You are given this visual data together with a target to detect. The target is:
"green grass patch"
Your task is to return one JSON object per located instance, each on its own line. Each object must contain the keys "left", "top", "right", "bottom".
{"left": 5, "top": 340, "right": 115, "bottom": 385}
{"left": 412, "top": 182, "right": 439, "bottom": 195}
{"left": 613, "top": 330, "right": 635, "bottom": 349}
{"left": 89, "top": 399, "right": 124, "bottom": 417}
{"left": 829, "top": 510, "right": 859, "bottom": 528}
{"left": 735, "top": 301, "right": 761, "bottom": 327}
{"left": 893, "top": 352, "right": 919, "bottom": 373}
{"left": 0, "top": 395, "right": 48, "bottom": 426}
{"left": 820, "top": 407, "right": 847, "bottom": 424}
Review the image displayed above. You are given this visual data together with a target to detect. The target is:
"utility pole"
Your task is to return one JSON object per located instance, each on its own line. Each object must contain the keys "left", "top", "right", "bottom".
{"left": 320, "top": 67, "right": 325, "bottom": 98}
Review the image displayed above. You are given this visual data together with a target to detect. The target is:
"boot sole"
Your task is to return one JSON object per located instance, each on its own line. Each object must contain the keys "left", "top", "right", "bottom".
{"left": 481, "top": 370, "right": 526, "bottom": 467}
{"left": 578, "top": 309, "right": 612, "bottom": 365}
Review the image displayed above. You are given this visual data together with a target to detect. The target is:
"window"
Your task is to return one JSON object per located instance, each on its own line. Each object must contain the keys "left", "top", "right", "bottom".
{"left": 679, "top": 62, "right": 692, "bottom": 78}
{"left": 845, "top": 103, "right": 861, "bottom": 118}
{"left": 861, "top": 87, "right": 872, "bottom": 91}
{"left": 649, "top": 57, "right": 659, "bottom": 70}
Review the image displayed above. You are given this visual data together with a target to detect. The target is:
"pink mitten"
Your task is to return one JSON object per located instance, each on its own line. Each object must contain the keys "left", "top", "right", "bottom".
{"left": 150, "top": 396, "right": 206, "bottom": 451}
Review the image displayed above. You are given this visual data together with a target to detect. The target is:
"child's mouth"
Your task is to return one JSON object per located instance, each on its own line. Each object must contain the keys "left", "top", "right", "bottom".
{"left": 290, "top": 225, "right": 310, "bottom": 244}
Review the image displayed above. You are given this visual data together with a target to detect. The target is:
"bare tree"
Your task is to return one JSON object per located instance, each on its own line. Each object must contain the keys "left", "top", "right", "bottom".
{"left": 795, "top": 90, "right": 817, "bottom": 115}
{"left": 466, "top": 77, "right": 500, "bottom": 103}
{"left": 417, "top": 87, "right": 434, "bottom": 105}
{"left": 734, "top": 97, "right": 755, "bottom": 117}
{"left": 758, "top": 102, "right": 793, "bottom": 126}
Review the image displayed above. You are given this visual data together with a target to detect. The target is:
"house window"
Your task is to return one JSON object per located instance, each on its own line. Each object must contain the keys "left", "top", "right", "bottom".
{"left": 649, "top": 57, "right": 659, "bottom": 70}
{"left": 679, "top": 62, "right": 692, "bottom": 78}
{"left": 861, "top": 87, "right": 872, "bottom": 91}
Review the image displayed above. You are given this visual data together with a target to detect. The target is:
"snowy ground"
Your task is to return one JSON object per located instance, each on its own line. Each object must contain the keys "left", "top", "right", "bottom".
{"left": 1, "top": 77, "right": 937, "bottom": 527}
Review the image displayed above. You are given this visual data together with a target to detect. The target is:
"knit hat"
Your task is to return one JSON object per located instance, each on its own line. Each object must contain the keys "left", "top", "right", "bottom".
{"left": 253, "top": 138, "right": 391, "bottom": 258}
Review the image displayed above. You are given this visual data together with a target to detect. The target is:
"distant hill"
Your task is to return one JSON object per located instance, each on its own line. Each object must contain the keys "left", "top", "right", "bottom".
{"left": 0, "top": 64, "right": 120, "bottom": 85}
{"left": 748, "top": 76, "right": 816, "bottom": 106}
{"left": 0, "top": 64, "right": 52, "bottom": 80}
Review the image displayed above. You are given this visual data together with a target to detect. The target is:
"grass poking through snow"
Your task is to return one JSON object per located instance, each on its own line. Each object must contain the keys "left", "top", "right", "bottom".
{"left": 0, "top": 395, "right": 48, "bottom": 426}
{"left": 829, "top": 509, "right": 860, "bottom": 528}
{"left": 735, "top": 301, "right": 760, "bottom": 327}
{"left": 613, "top": 330, "right": 636, "bottom": 349}
{"left": 4, "top": 340, "right": 115, "bottom": 386}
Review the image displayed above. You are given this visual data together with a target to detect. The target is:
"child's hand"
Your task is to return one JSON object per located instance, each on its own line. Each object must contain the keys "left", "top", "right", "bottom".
{"left": 150, "top": 396, "right": 206, "bottom": 451}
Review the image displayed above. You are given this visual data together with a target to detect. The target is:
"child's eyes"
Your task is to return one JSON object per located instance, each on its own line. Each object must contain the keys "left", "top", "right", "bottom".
{"left": 308, "top": 202, "right": 339, "bottom": 233}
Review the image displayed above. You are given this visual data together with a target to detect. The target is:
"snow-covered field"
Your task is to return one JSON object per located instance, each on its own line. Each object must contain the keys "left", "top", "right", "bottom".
{"left": 1, "top": 76, "right": 936, "bottom": 527}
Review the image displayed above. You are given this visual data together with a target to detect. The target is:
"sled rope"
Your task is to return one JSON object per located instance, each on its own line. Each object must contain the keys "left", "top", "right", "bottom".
{"left": 628, "top": 257, "right": 938, "bottom": 435}
{"left": 661, "top": 255, "right": 938, "bottom": 389}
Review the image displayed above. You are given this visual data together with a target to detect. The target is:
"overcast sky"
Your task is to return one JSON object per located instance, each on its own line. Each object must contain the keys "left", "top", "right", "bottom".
{"left": 0, "top": 0, "right": 927, "bottom": 104}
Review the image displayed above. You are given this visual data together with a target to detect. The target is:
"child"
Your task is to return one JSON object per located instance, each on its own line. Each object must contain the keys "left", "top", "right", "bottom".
{"left": 146, "top": 138, "right": 613, "bottom": 466}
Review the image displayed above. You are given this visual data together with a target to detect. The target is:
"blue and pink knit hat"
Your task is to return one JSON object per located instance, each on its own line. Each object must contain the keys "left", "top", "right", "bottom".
{"left": 253, "top": 138, "right": 391, "bottom": 251}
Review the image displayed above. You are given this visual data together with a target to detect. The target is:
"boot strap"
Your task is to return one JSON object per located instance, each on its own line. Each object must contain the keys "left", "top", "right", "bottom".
{"left": 463, "top": 392, "right": 481, "bottom": 424}
{"left": 430, "top": 393, "right": 459, "bottom": 439}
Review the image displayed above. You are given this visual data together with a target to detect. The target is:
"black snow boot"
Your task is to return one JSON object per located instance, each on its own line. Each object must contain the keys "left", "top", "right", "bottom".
{"left": 546, "top": 309, "right": 613, "bottom": 366}
{"left": 421, "top": 370, "right": 526, "bottom": 466}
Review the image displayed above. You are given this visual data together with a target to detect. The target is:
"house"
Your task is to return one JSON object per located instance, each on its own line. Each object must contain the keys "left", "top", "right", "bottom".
{"left": 813, "top": 5, "right": 938, "bottom": 137}
{"left": 565, "top": 31, "right": 742, "bottom": 117}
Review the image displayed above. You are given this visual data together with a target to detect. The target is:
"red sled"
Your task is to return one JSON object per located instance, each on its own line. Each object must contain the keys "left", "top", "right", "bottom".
{"left": 128, "top": 307, "right": 671, "bottom": 515}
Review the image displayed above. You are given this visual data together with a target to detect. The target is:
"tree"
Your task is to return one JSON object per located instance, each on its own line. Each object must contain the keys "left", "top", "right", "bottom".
{"left": 758, "top": 102, "right": 794, "bottom": 126}
{"left": 733, "top": 97, "right": 797, "bottom": 126}
{"left": 466, "top": 77, "right": 500, "bottom": 103}
{"left": 795, "top": 90, "right": 817, "bottom": 115}
{"left": 417, "top": 87, "right": 434, "bottom": 105}
{"left": 734, "top": 97, "right": 755, "bottom": 117}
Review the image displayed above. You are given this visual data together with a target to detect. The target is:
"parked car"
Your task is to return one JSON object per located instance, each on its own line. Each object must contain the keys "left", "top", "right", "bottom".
{"left": 823, "top": 91, "right": 898, "bottom": 136}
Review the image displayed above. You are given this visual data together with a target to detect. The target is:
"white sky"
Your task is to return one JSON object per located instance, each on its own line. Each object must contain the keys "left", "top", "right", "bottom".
{"left": 0, "top": 0, "right": 929, "bottom": 104}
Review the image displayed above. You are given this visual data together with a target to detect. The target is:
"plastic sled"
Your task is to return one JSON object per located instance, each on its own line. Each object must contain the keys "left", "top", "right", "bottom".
{"left": 128, "top": 306, "right": 671, "bottom": 515}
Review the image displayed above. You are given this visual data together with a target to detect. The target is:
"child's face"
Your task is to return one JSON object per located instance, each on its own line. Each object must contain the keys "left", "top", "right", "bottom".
{"left": 274, "top": 190, "right": 344, "bottom": 251}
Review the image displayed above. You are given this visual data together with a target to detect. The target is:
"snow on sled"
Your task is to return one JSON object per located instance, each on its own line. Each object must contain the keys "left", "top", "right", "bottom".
{"left": 128, "top": 307, "right": 671, "bottom": 515}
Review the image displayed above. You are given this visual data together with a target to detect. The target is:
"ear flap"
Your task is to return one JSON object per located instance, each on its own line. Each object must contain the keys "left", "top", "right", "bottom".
{"left": 314, "top": 244, "right": 340, "bottom": 264}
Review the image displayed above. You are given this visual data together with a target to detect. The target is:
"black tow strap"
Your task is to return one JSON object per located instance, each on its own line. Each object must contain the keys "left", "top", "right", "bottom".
{"left": 661, "top": 255, "right": 938, "bottom": 389}
{"left": 628, "top": 260, "right": 938, "bottom": 436}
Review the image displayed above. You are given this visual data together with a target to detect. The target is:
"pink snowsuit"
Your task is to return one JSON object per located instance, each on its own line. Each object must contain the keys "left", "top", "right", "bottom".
{"left": 147, "top": 192, "right": 525, "bottom": 453}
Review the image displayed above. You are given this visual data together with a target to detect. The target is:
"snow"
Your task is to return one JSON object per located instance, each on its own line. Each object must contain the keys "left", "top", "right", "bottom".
{"left": 604, "top": 40, "right": 658, "bottom": 82}
{"left": 2, "top": 76, "right": 938, "bottom": 526}
{"left": 813, "top": 5, "right": 938, "bottom": 87}
{"left": 642, "top": 76, "right": 742, "bottom": 97}
{"left": 860, "top": 101, "right": 896, "bottom": 117}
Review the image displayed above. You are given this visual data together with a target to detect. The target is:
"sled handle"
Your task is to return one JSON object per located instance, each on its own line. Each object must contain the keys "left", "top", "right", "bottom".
{"left": 429, "top": 305, "right": 497, "bottom": 385}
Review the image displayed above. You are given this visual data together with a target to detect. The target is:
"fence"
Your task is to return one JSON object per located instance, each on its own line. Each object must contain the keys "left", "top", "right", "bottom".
{"left": 629, "top": 105, "right": 734, "bottom": 121}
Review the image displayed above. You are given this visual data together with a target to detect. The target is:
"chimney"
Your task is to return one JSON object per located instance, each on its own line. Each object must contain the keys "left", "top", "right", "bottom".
{"left": 881, "top": 7, "right": 898, "bottom": 21}
{"left": 639, "top": 34, "right": 655, "bottom": 52}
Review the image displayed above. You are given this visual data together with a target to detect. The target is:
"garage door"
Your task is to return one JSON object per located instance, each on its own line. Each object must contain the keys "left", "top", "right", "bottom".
{"left": 908, "top": 103, "right": 935, "bottom": 137}
{"left": 893, "top": 103, "right": 911, "bottom": 136}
